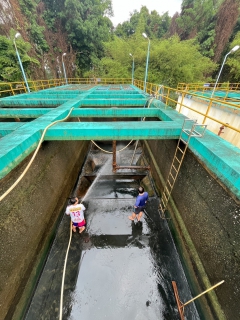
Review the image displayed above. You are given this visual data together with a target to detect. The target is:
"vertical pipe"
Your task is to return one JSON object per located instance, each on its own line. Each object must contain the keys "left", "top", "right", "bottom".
{"left": 132, "top": 58, "right": 134, "bottom": 85}
{"left": 112, "top": 112, "right": 117, "bottom": 172}
{"left": 62, "top": 53, "right": 68, "bottom": 85}
{"left": 143, "top": 38, "right": 150, "bottom": 92}
{"left": 13, "top": 39, "right": 30, "bottom": 93}
{"left": 112, "top": 140, "right": 117, "bottom": 172}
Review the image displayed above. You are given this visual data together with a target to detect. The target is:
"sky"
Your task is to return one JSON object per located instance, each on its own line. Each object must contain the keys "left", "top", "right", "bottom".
{"left": 111, "top": 0, "right": 182, "bottom": 26}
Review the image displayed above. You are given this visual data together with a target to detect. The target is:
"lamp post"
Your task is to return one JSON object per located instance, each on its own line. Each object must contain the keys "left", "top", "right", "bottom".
{"left": 62, "top": 53, "right": 68, "bottom": 84}
{"left": 142, "top": 32, "right": 150, "bottom": 92}
{"left": 211, "top": 45, "right": 240, "bottom": 98}
{"left": 13, "top": 32, "right": 30, "bottom": 93}
{"left": 129, "top": 53, "right": 134, "bottom": 85}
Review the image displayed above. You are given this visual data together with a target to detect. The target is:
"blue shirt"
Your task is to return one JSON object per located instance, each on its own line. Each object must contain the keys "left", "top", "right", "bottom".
{"left": 135, "top": 192, "right": 148, "bottom": 207}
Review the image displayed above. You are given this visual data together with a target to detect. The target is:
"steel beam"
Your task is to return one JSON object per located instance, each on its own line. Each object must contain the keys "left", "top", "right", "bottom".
{"left": 86, "top": 94, "right": 145, "bottom": 99}
{"left": 70, "top": 108, "right": 161, "bottom": 118}
{"left": 0, "top": 108, "right": 161, "bottom": 118}
{"left": 44, "top": 122, "right": 181, "bottom": 140}
{"left": 0, "top": 98, "right": 146, "bottom": 108}
{"left": 0, "top": 123, "right": 24, "bottom": 136}
{"left": 81, "top": 99, "right": 146, "bottom": 107}
{"left": 0, "top": 86, "right": 103, "bottom": 178}
{"left": 0, "top": 108, "right": 54, "bottom": 118}
{"left": 0, "top": 99, "right": 69, "bottom": 107}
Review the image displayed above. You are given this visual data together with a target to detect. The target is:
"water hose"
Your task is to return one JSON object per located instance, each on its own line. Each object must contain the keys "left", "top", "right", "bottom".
{"left": 0, "top": 108, "right": 74, "bottom": 202}
{"left": 91, "top": 139, "right": 133, "bottom": 154}
{"left": 77, "top": 118, "right": 133, "bottom": 154}
{"left": 59, "top": 220, "right": 73, "bottom": 320}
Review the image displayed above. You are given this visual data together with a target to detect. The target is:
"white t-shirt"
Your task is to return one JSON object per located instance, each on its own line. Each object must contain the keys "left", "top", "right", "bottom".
{"left": 66, "top": 203, "right": 86, "bottom": 223}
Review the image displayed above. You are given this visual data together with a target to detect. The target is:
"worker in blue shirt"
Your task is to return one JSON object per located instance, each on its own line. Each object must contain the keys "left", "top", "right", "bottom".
{"left": 128, "top": 186, "right": 148, "bottom": 222}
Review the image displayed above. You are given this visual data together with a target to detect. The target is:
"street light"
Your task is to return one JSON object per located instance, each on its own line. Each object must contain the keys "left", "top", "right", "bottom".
{"left": 211, "top": 45, "right": 240, "bottom": 98}
{"left": 13, "top": 32, "right": 30, "bottom": 93}
{"left": 142, "top": 32, "right": 150, "bottom": 92}
{"left": 62, "top": 53, "right": 68, "bottom": 84}
{"left": 129, "top": 53, "right": 134, "bottom": 85}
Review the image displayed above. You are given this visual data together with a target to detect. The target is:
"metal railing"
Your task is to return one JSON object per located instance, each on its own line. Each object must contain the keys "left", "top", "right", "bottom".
{"left": 133, "top": 80, "right": 240, "bottom": 138}
{"left": 0, "top": 78, "right": 239, "bottom": 141}
{"left": 0, "top": 78, "right": 132, "bottom": 96}
{"left": 177, "top": 82, "right": 240, "bottom": 91}
{"left": 177, "top": 82, "right": 240, "bottom": 104}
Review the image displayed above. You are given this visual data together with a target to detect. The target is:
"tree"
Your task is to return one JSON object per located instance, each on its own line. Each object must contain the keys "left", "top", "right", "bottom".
{"left": 149, "top": 36, "right": 216, "bottom": 87}
{"left": 97, "top": 34, "right": 216, "bottom": 88}
{"left": 63, "top": 0, "right": 113, "bottom": 74}
{"left": 213, "top": 0, "right": 239, "bottom": 62}
{"left": 174, "top": 0, "right": 223, "bottom": 58}
{"left": 19, "top": 0, "right": 49, "bottom": 53}
{"left": 225, "top": 32, "right": 240, "bottom": 82}
{"left": 0, "top": 31, "right": 39, "bottom": 82}
{"left": 115, "top": 6, "right": 171, "bottom": 39}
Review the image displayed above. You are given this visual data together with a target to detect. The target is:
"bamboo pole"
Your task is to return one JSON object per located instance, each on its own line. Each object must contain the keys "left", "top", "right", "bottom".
{"left": 182, "top": 280, "right": 224, "bottom": 307}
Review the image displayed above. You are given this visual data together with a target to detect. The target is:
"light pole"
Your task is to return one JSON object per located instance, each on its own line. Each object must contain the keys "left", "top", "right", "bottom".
{"left": 142, "top": 32, "right": 150, "bottom": 92}
{"left": 129, "top": 53, "right": 134, "bottom": 85}
{"left": 211, "top": 45, "right": 240, "bottom": 98}
{"left": 13, "top": 32, "right": 30, "bottom": 93}
{"left": 62, "top": 53, "right": 68, "bottom": 84}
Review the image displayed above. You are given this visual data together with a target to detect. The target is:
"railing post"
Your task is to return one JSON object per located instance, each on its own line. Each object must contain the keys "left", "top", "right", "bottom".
{"left": 179, "top": 91, "right": 185, "bottom": 113}
{"left": 165, "top": 87, "right": 170, "bottom": 105}
{"left": 33, "top": 81, "right": 37, "bottom": 92}
{"left": 202, "top": 99, "right": 213, "bottom": 124}
{"left": 112, "top": 140, "right": 117, "bottom": 172}
{"left": 23, "top": 82, "right": 27, "bottom": 93}
{"left": 10, "top": 83, "right": 15, "bottom": 96}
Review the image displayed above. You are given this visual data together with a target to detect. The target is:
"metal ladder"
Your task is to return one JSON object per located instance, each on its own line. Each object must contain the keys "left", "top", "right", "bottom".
{"left": 159, "top": 119, "right": 207, "bottom": 219}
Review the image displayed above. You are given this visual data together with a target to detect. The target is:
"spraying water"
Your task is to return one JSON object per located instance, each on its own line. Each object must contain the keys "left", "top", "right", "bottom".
{"left": 81, "top": 156, "right": 111, "bottom": 203}
{"left": 59, "top": 156, "right": 112, "bottom": 320}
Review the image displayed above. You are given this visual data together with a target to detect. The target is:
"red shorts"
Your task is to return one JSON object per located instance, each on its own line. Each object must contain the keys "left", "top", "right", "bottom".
{"left": 73, "top": 220, "right": 86, "bottom": 227}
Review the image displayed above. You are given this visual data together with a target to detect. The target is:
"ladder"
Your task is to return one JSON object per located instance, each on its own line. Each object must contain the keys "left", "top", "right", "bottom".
{"left": 159, "top": 119, "right": 207, "bottom": 219}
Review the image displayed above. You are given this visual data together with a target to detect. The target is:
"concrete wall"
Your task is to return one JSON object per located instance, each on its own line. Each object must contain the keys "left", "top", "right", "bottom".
{"left": 143, "top": 139, "right": 240, "bottom": 320}
{"left": 176, "top": 96, "right": 240, "bottom": 148}
{"left": 0, "top": 140, "right": 90, "bottom": 320}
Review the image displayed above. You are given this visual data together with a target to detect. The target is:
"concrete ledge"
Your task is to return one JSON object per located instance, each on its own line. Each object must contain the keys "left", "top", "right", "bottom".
{"left": 151, "top": 100, "right": 240, "bottom": 200}
{"left": 144, "top": 140, "right": 226, "bottom": 320}
{"left": 0, "top": 140, "right": 90, "bottom": 319}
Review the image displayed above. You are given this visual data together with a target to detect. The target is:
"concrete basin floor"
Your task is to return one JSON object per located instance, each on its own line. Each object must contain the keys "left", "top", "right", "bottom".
{"left": 25, "top": 147, "right": 200, "bottom": 320}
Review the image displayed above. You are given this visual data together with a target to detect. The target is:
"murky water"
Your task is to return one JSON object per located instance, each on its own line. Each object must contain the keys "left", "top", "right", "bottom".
{"left": 25, "top": 143, "right": 200, "bottom": 320}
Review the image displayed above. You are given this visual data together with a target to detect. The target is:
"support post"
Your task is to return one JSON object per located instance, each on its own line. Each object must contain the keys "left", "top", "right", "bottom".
{"left": 116, "top": 165, "right": 150, "bottom": 170}
{"left": 112, "top": 140, "right": 117, "bottom": 172}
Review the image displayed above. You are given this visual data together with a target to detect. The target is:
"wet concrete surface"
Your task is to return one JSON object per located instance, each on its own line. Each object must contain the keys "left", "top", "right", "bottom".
{"left": 25, "top": 143, "right": 200, "bottom": 320}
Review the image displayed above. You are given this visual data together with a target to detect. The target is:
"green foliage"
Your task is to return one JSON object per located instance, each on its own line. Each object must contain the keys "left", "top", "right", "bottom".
{"left": 42, "top": 10, "right": 57, "bottom": 30}
{"left": 19, "top": 0, "right": 37, "bottom": 17}
{"left": 115, "top": 6, "right": 171, "bottom": 39}
{"left": 61, "top": 0, "right": 113, "bottom": 74}
{"left": 19, "top": 0, "right": 49, "bottom": 53}
{"left": 97, "top": 34, "right": 216, "bottom": 88}
{"left": 226, "top": 32, "right": 240, "bottom": 81}
{"left": 7, "top": 0, "right": 238, "bottom": 83}
{"left": 176, "top": 0, "right": 222, "bottom": 58}
{"left": 29, "top": 22, "right": 49, "bottom": 52}
{"left": 0, "top": 32, "right": 39, "bottom": 82}
{"left": 149, "top": 36, "right": 216, "bottom": 87}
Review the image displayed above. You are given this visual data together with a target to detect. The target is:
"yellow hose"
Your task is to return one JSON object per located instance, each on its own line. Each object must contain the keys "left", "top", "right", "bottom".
{"left": 0, "top": 108, "right": 74, "bottom": 202}
{"left": 91, "top": 139, "right": 133, "bottom": 153}
{"left": 59, "top": 220, "right": 73, "bottom": 320}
